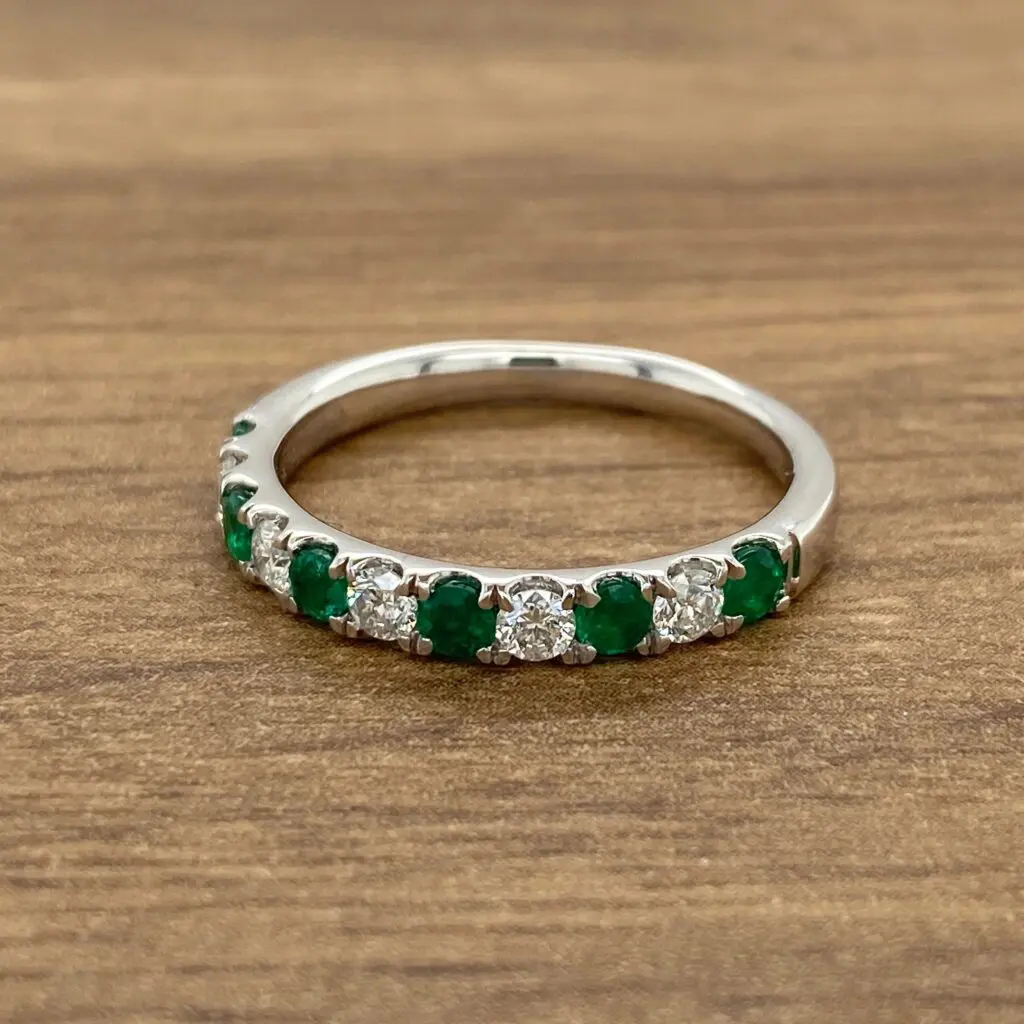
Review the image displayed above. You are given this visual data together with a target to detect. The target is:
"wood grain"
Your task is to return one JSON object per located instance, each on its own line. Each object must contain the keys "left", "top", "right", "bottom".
{"left": 2, "top": 2, "right": 1023, "bottom": 1022}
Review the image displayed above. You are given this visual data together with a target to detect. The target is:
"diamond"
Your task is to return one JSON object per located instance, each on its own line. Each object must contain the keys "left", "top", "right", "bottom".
{"left": 348, "top": 557, "right": 417, "bottom": 641}
{"left": 652, "top": 563, "right": 724, "bottom": 643}
{"left": 251, "top": 516, "right": 291, "bottom": 594}
{"left": 495, "top": 577, "right": 575, "bottom": 662}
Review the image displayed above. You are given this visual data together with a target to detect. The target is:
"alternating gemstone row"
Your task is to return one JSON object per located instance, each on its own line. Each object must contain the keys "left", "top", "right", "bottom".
{"left": 219, "top": 424, "right": 799, "bottom": 665}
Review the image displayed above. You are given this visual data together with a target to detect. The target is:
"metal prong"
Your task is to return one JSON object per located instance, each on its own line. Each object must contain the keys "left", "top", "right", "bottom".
{"left": 393, "top": 577, "right": 412, "bottom": 598}
{"left": 477, "top": 646, "right": 510, "bottom": 666}
{"left": 415, "top": 578, "right": 433, "bottom": 601}
{"left": 639, "top": 579, "right": 655, "bottom": 604}
{"left": 572, "top": 583, "right": 599, "bottom": 608}
{"left": 776, "top": 537, "right": 793, "bottom": 563}
{"left": 786, "top": 529, "right": 801, "bottom": 589}
{"left": 240, "top": 562, "right": 261, "bottom": 584}
{"left": 329, "top": 616, "right": 360, "bottom": 639}
{"left": 786, "top": 529, "right": 799, "bottom": 558}
{"left": 399, "top": 632, "right": 432, "bottom": 656}
{"left": 710, "top": 614, "right": 744, "bottom": 638}
{"left": 242, "top": 503, "right": 282, "bottom": 530}
{"left": 725, "top": 556, "right": 747, "bottom": 580}
{"left": 220, "top": 472, "right": 259, "bottom": 499}
{"left": 653, "top": 576, "right": 677, "bottom": 599}
{"left": 636, "top": 632, "right": 671, "bottom": 656}
{"left": 478, "top": 585, "right": 500, "bottom": 610}
{"left": 328, "top": 556, "right": 349, "bottom": 581}
{"left": 277, "top": 593, "right": 298, "bottom": 614}
{"left": 561, "top": 643, "right": 597, "bottom": 666}
{"left": 495, "top": 588, "right": 514, "bottom": 613}
{"left": 328, "top": 613, "right": 350, "bottom": 635}
{"left": 712, "top": 561, "right": 730, "bottom": 587}
{"left": 774, "top": 595, "right": 791, "bottom": 614}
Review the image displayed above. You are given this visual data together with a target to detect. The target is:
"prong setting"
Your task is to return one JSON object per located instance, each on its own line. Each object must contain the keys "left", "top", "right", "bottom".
{"left": 398, "top": 631, "right": 434, "bottom": 656}
{"left": 239, "top": 562, "right": 261, "bottom": 584}
{"left": 561, "top": 643, "right": 597, "bottom": 666}
{"left": 725, "top": 556, "right": 747, "bottom": 580}
{"left": 573, "top": 582, "right": 601, "bottom": 608}
{"left": 476, "top": 645, "right": 512, "bottom": 666}
{"left": 651, "top": 557, "right": 726, "bottom": 645}
{"left": 345, "top": 557, "right": 417, "bottom": 642}
{"left": 493, "top": 576, "right": 576, "bottom": 662}
{"left": 710, "top": 614, "right": 745, "bottom": 638}
{"left": 636, "top": 632, "right": 672, "bottom": 656}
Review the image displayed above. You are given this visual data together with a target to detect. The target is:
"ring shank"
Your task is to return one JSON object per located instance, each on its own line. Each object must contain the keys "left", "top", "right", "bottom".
{"left": 233, "top": 342, "right": 837, "bottom": 593}
{"left": 276, "top": 369, "right": 794, "bottom": 483}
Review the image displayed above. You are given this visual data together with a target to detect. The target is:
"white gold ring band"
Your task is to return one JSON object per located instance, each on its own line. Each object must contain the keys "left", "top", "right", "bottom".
{"left": 218, "top": 341, "right": 838, "bottom": 665}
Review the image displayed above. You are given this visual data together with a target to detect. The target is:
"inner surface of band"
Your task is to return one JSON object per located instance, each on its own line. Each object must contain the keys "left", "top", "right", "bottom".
{"left": 275, "top": 366, "right": 795, "bottom": 484}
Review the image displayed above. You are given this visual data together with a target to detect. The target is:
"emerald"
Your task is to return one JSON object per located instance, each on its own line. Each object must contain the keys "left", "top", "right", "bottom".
{"left": 722, "top": 541, "right": 786, "bottom": 624}
{"left": 221, "top": 485, "right": 256, "bottom": 561}
{"left": 289, "top": 544, "right": 348, "bottom": 623}
{"left": 574, "top": 575, "right": 652, "bottom": 656}
{"left": 416, "top": 575, "right": 497, "bottom": 661}
{"left": 232, "top": 419, "right": 255, "bottom": 437}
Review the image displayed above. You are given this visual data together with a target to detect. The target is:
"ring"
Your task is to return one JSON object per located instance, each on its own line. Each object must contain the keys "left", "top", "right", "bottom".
{"left": 218, "top": 341, "right": 837, "bottom": 665}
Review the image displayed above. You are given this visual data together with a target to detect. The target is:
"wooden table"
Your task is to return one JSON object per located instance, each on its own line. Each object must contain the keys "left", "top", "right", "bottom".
{"left": 3, "top": 2, "right": 1023, "bottom": 1021}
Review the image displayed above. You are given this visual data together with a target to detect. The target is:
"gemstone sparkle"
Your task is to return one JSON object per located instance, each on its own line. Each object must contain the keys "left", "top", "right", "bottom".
{"left": 348, "top": 557, "right": 416, "bottom": 641}
{"left": 251, "top": 517, "right": 291, "bottom": 594}
{"left": 652, "top": 563, "right": 724, "bottom": 643}
{"left": 495, "top": 578, "right": 576, "bottom": 662}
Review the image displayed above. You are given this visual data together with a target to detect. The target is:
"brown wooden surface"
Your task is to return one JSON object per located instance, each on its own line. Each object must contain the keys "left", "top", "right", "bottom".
{"left": 2, "top": 2, "right": 1024, "bottom": 1022}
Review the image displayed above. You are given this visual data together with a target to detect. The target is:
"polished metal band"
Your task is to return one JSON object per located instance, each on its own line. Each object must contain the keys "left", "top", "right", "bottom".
{"left": 218, "top": 342, "right": 837, "bottom": 665}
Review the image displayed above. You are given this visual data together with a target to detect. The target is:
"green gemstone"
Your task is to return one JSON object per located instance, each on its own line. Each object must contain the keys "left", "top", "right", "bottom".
{"left": 289, "top": 545, "right": 348, "bottom": 623}
{"left": 722, "top": 541, "right": 787, "bottom": 624}
{"left": 416, "top": 575, "right": 497, "bottom": 661}
{"left": 221, "top": 485, "right": 256, "bottom": 561}
{"left": 574, "top": 575, "right": 652, "bottom": 656}
{"left": 232, "top": 419, "right": 255, "bottom": 437}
